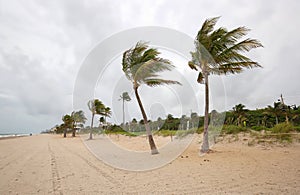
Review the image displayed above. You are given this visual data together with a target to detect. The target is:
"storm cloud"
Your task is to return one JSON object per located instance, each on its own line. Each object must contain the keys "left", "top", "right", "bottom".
{"left": 1, "top": 0, "right": 299, "bottom": 133}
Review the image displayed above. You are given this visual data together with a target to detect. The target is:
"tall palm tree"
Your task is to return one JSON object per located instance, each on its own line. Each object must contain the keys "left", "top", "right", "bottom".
{"left": 122, "top": 41, "right": 181, "bottom": 154}
{"left": 87, "top": 99, "right": 105, "bottom": 139}
{"left": 71, "top": 110, "right": 87, "bottom": 137}
{"left": 188, "top": 17, "right": 263, "bottom": 153}
{"left": 119, "top": 92, "right": 131, "bottom": 127}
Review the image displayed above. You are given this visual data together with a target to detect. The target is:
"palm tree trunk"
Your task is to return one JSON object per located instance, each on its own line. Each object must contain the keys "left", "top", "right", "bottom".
{"left": 201, "top": 71, "right": 209, "bottom": 153}
{"left": 63, "top": 129, "right": 67, "bottom": 138}
{"left": 72, "top": 122, "right": 76, "bottom": 137}
{"left": 122, "top": 99, "right": 125, "bottom": 127}
{"left": 134, "top": 86, "right": 159, "bottom": 155}
{"left": 285, "top": 113, "right": 289, "bottom": 123}
{"left": 275, "top": 115, "right": 278, "bottom": 125}
{"left": 89, "top": 113, "right": 94, "bottom": 139}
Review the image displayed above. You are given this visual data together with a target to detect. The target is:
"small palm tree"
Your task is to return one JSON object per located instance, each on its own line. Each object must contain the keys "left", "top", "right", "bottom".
{"left": 122, "top": 41, "right": 181, "bottom": 154}
{"left": 188, "top": 17, "right": 263, "bottom": 153}
{"left": 87, "top": 99, "right": 105, "bottom": 139}
{"left": 71, "top": 110, "right": 87, "bottom": 137}
{"left": 119, "top": 92, "right": 131, "bottom": 127}
{"left": 103, "top": 107, "right": 112, "bottom": 128}
{"left": 62, "top": 114, "right": 72, "bottom": 138}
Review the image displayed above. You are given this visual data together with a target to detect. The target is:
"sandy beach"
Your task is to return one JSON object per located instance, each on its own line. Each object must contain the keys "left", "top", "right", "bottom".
{"left": 0, "top": 134, "right": 299, "bottom": 194}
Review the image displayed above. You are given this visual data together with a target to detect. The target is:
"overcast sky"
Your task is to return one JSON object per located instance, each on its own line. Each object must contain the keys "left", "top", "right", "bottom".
{"left": 1, "top": 0, "right": 299, "bottom": 134}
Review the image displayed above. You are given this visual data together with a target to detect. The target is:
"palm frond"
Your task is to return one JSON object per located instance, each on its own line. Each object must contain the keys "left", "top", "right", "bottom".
{"left": 122, "top": 41, "right": 181, "bottom": 88}
{"left": 197, "top": 72, "right": 204, "bottom": 84}
{"left": 197, "top": 16, "right": 220, "bottom": 42}
{"left": 144, "top": 78, "right": 181, "bottom": 87}
{"left": 133, "top": 59, "right": 174, "bottom": 84}
{"left": 221, "top": 26, "right": 249, "bottom": 43}
{"left": 188, "top": 61, "right": 198, "bottom": 71}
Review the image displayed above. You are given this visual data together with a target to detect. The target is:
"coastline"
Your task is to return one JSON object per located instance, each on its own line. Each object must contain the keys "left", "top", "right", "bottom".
{"left": 0, "top": 133, "right": 33, "bottom": 140}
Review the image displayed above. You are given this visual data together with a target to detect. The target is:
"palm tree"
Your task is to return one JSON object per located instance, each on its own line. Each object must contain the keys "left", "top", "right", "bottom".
{"left": 71, "top": 110, "right": 87, "bottom": 137}
{"left": 122, "top": 41, "right": 181, "bottom": 154}
{"left": 119, "top": 92, "right": 131, "bottom": 127}
{"left": 232, "top": 104, "right": 247, "bottom": 126}
{"left": 103, "top": 107, "right": 112, "bottom": 129}
{"left": 62, "top": 114, "right": 73, "bottom": 138}
{"left": 87, "top": 99, "right": 105, "bottom": 139}
{"left": 188, "top": 17, "right": 263, "bottom": 153}
{"left": 264, "top": 102, "right": 282, "bottom": 125}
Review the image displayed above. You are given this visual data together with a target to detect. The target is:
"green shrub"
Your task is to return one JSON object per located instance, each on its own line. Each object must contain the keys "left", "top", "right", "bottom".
{"left": 196, "top": 127, "right": 204, "bottom": 134}
{"left": 105, "top": 125, "right": 137, "bottom": 136}
{"left": 154, "top": 130, "right": 176, "bottom": 137}
{"left": 222, "top": 125, "right": 248, "bottom": 134}
{"left": 251, "top": 126, "right": 267, "bottom": 131}
{"left": 270, "top": 123, "right": 294, "bottom": 134}
{"left": 294, "top": 126, "right": 300, "bottom": 132}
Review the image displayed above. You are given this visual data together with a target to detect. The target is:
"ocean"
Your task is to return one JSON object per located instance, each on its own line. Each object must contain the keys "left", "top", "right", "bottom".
{"left": 0, "top": 133, "right": 33, "bottom": 139}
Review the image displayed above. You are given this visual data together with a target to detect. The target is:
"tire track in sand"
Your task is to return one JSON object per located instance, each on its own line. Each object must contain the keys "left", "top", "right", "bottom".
{"left": 58, "top": 138, "right": 122, "bottom": 187}
{"left": 48, "top": 143, "right": 63, "bottom": 195}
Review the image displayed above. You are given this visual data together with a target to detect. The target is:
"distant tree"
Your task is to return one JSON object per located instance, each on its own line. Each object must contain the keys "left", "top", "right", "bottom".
{"left": 119, "top": 92, "right": 131, "bottom": 127}
{"left": 71, "top": 110, "right": 87, "bottom": 137}
{"left": 122, "top": 41, "right": 181, "bottom": 154}
{"left": 87, "top": 99, "right": 105, "bottom": 139}
{"left": 188, "top": 17, "right": 263, "bottom": 153}
{"left": 102, "top": 107, "right": 112, "bottom": 130}
{"left": 233, "top": 104, "right": 247, "bottom": 126}
{"left": 264, "top": 102, "right": 281, "bottom": 125}
{"left": 62, "top": 114, "right": 72, "bottom": 138}
{"left": 99, "top": 117, "right": 105, "bottom": 125}
{"left": 190, "top": 112, "right": 199, "bottom": 128}
{"left": 132, "top": 118, "right": 137, "bottom": 123}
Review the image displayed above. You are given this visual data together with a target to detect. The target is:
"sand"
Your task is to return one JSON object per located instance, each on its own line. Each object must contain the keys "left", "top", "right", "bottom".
{"left": 0, "top": 134, "right": 299, "bottom": 194}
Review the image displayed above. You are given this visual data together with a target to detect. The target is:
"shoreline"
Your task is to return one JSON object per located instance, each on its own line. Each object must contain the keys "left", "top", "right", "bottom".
{"left": 0, "top": 134, "right": 33, "bottom": 140}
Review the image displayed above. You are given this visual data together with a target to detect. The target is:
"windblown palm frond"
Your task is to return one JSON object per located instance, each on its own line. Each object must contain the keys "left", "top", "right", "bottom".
{"left": 190, "top": 16, "right": 263, "bottom": 75}
{"left": 122, "top": 41, "right": 181, "bottom": 88}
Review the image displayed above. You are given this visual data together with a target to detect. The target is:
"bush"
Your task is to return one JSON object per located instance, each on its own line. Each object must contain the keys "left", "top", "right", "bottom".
{"left": 251, "top": 126, "right": 267, "bottom": 131}
{"left": 270, "top": 123, "right": 294, "bottom": 134}
{"left": 294, "top": 126, "right": 300, "bottom": 132}
{"left": 196, "top": 127, "right": 204, "bottom": 134}
{"left": 154, "top": 130, "right": 176, "bottom": 137}
{"left": 222, "top": 125, "right": 248, "bottom": 134}
{"left": 105, "top": 125, "right": 137, "bottom": 136}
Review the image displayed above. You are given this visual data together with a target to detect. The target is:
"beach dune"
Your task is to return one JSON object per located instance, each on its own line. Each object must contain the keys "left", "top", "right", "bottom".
{"left": 0, "top": 134, "right": 299, "bottom": 194}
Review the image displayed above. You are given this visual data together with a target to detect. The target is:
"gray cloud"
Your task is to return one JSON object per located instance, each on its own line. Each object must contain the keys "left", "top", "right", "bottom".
{"left": 0, "top": 0, "right": 299, "bottom": 133}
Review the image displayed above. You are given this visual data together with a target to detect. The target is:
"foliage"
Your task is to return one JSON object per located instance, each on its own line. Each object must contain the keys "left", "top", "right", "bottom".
{"left": 122, "top": 41, "right": 181, "bottom": 89}
{"left": 105, "top": 125, "right": 137, "bottom": 136}
{"left": 270, "top": 123, "right": 294, "bottom": 134}
{"left": 221, "top": 125, "right": 248, "bottom": 134}
{"left": 250, "top": 126, "right": 267, "bottom": 131}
